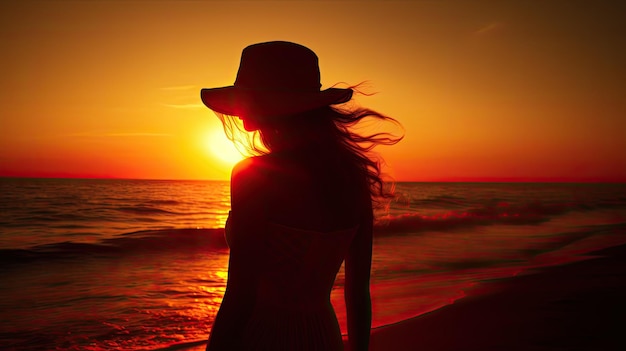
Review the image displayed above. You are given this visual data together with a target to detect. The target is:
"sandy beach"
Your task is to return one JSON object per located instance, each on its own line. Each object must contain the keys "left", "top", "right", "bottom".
{"left": 367, "top": 244, "right": 626, "bottom": 351}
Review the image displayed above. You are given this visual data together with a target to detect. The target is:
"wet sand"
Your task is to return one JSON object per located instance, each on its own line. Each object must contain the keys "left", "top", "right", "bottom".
{"left": 367, "top": 244, "right": 626, "bottom": 351}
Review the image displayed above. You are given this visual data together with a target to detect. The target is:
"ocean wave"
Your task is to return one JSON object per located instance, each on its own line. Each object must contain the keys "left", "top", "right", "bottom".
{"left": 378, "top": 201, "right": 561, "bottom": 234}
{"left": 145, "top": 199, "right": 183, "bottom": 206}
{"left": 117, "top": 206, "right": 182, "bottom": 215}
{"left": 409, "top": 195, "right": 469, "bottom": 208}
{"left": 3, "top": 198, "right": 624, "bottom": 265}
{"left": 0, "top": 228, "right": 228, "bottom": 265}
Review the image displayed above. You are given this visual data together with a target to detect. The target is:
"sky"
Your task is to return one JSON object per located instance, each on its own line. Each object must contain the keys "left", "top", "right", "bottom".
{"left": 1, "top": 0, "right": 624, "bottom": 181}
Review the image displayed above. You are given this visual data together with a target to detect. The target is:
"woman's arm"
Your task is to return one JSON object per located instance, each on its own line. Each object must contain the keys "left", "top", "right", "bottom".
{"left": 207, "top": 158, "right": 266, "bottom": 350}
{"left": 207, "top": 249, "right": 255, "bottom": 350}
{"left": 344, "top": 199, "right": 374, "bottom": 351}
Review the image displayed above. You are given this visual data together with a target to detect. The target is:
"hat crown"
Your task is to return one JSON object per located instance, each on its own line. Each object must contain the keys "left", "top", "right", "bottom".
{"left": 234, "top": 41, "right": 321, "bottom": 92}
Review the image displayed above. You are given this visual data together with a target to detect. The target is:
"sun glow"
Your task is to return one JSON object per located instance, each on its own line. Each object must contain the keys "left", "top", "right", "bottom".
{"left": 206, "top": 129, "right": 245, "bottom": 167}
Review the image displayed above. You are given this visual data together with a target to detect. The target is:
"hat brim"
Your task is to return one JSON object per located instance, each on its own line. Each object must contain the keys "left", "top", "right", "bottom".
{"left": 200, "top": 87, "right": 353, "bottom": 118}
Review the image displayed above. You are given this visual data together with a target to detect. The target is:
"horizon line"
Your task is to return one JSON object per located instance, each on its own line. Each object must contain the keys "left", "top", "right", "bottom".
{"left": 1, "top": 175, "right": 625, "bottom": 184}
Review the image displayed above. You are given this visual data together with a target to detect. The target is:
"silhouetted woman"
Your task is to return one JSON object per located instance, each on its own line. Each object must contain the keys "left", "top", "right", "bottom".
{"left": 201, "top": 41, "right": 402, "bottom": 351}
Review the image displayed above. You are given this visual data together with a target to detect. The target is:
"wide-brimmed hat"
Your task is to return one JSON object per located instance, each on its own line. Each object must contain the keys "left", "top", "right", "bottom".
{"left": 200, "top": 41, "right": 353, "bottom": 119}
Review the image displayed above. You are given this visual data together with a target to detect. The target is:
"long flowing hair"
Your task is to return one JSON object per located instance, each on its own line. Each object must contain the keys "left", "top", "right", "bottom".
{"left": 215, "top": 88, "right": 404, "bottom": 204}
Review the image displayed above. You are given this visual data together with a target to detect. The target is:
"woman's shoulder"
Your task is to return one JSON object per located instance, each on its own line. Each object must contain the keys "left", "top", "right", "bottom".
{"left": 233, "top": 154, "right": 305, "bottom": 179}
{"left": 232, "top": 155, "right": 277, "bottom": 177}
{"left": 231, "top": 156, "right": 287, "bottom": 192}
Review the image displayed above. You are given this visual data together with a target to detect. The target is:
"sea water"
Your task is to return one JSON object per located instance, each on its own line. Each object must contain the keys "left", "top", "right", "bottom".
{"left": 1, "top": 178, "right": 625, "bottom": 350}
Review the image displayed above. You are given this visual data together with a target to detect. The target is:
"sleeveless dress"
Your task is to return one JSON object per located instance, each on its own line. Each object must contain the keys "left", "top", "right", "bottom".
{"left": 221, "top": 211, "right": 357, "bottom": 351}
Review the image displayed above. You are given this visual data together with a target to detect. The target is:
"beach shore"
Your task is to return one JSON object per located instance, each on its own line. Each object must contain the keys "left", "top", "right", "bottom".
{"left": 184, "top": 243, "right": 626, "bottom": 351}
{"left": 366, "top": 243, "right": 626, "bottom": 351}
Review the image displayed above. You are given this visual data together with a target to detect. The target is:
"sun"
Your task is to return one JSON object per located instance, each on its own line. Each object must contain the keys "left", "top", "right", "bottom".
{"left": 205, "top": 128, "right": 246, "bottom": 167}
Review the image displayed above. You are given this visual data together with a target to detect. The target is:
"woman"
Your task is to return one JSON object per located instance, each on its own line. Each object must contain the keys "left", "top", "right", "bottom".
{"left": 201, "top": 41, "right": 401, "bottom": 351}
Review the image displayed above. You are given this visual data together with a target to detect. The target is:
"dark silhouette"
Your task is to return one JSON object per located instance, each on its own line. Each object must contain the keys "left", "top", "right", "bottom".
{"left": 200, "top": 41, "right": 402, "bottom": 351}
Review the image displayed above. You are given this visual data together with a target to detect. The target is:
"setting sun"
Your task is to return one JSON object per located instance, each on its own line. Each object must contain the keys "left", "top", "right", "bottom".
{"left": 206, "top": 128, "right": 245, "bottom": 168}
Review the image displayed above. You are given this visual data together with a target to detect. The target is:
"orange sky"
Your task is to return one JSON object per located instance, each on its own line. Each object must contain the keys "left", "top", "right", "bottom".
{"left": 1, "top": 1, "right": 624, "bottom": 181}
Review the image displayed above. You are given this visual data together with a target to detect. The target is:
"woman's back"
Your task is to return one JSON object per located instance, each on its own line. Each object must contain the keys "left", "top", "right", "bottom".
{"left": 232, "top": 221, "right": 356, "bottom": 350}
{"left": 252, "top": 149, "right": 366, "bottom": 232}
{"left": 217, "top": 150, "right": 365, "bottom": 350}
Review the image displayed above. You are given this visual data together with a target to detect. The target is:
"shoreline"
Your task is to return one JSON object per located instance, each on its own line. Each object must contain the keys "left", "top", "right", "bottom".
{"left": 365, "top": 243, "right": 626, "bottom": 350}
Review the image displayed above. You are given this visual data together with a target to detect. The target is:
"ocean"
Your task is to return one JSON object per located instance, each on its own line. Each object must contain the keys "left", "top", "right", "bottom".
{"left": 1, "top": 178, "right": 625, "bottom": 351}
